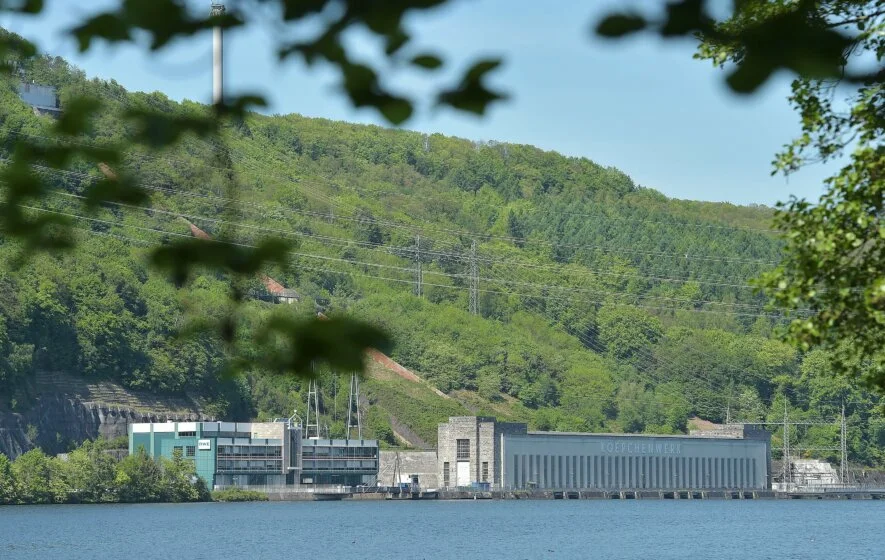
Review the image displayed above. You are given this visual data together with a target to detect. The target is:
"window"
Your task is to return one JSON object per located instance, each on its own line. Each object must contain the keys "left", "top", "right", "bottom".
{"left": 456, "top": 439, "right": 470, "bottom": 460}
{"left": 186, "top": 445, "right": 196, "bottom": 457}
{"left": 481, "top": 462, "right": 489, "bottom": 482}
{"left": 173, "top": 446, "right": 183, "bottom": 456}
{"left": 178, "top": 431, "right": 196, "bottom": 437}
{"left": 443, "top": 462, "right": 450, "bottom": 487}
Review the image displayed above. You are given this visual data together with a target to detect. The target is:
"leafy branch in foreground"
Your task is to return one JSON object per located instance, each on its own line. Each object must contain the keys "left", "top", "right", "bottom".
{"left": 0, "top": 0, "right": 514, "bottom": 380}
{"left": 1, "top": 0, "right": 882, "bottom": 392}
{"left": 596, "top": 0, "right": 885, "bottom": 393}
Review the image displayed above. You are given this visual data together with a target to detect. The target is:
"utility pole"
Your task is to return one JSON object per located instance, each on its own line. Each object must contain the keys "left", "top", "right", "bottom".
{"left": 782, "top": 396, "right": 790, "bottom": 487}
{"left": 415, "top": 234, "right": 423, "bottom": 298}
{"left": 210, "top": 3, "right": 225, "bottom": 105}
{"left": 332, "top": 375, "right": 338, "bottom": 421}
{"left": 346, "top": 373, "right": 362, "bottom": 439}
{"left": 392, "top": 451, "right": 402, "bottom": 486}
{"left": 725, "top": 375, "right": 734, "bottom": 425}
{"left": 305, "top": 379, "right": 320, "bottom": 439}
{"left": 840, "top": 401, "right": 848, "bottom": 486}
{"left": 469, "top": 239, "right": 479, "bottom": 315}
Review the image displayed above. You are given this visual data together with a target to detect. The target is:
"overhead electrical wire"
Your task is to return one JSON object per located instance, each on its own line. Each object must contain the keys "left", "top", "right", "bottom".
{"left": 4, "top": 130, "right": 780, "bottom": 266}
{"left": 18, "top": 203, "right": 798, "bottom": 319}
{"left": 23, "top": 193, "right": 796, "bottom": 316}
{"left": 25, "top": 162, "right": 779, "bottom": 292}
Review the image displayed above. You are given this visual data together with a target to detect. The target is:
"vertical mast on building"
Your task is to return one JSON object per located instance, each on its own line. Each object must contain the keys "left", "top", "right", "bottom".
{"left": 305, "top": 379, "right": 320, "bottom": 439}
{"left": 346, "top": 373, "right": 362, "bottom": 439}
{"left": 210, "top": 2, "right": 225, "bottom": 105}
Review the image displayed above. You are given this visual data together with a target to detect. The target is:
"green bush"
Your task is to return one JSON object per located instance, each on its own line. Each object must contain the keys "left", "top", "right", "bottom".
{"left": 212, "top": 488, "right": 269, "bottom": 502}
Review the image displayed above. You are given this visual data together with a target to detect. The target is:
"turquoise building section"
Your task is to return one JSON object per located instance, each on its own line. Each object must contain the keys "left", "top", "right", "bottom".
{"left": 128, "top": 422, "right": 217, "bottom": 486}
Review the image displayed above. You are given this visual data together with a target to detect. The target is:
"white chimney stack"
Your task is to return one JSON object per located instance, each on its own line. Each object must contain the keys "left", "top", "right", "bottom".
{"left": 210, "top": 2, "right": 225, "bottom": 105}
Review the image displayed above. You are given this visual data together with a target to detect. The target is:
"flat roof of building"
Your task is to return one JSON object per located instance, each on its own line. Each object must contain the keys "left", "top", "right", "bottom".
{"left": 524, "top": 430, "right": 754, "bottom": 441}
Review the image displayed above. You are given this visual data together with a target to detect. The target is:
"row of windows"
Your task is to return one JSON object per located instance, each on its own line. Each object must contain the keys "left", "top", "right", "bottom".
{"left": 302, "top": 447, "right": 378, "bottom": 458}
{"left": 217, "top": 445, "right": 282, "bottom": 457}
{"left": 440, "top": 461, "right": 489, "bottom": 486}
{"left": 217, "top": 459, "right": 282, "bottom": 472}
{"left": 511, "top": 454, "right": 760, "bottom": 490}
{"left": 301, "top": 453, "right": 378, "bottom": 461}
{"left": 202, "top": 432, "right": 252, "bottom": 439}
{"left": 173, "top": 445, "right": 196, "bottom": 457}
{"left": 302, "top": 460, "right": 377, "bottom": 471}
{"left": 216, "top": 474, "right": 286, "bottom": 486}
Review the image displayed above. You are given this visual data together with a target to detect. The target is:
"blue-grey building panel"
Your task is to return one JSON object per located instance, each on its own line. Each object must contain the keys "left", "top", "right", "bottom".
{"left": 501, "top": 433, "right": 769, "bottom": 490}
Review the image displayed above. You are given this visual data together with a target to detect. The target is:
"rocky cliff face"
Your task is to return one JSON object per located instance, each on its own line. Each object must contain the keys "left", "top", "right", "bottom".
{"left": 0, "top": 372, "right": 207, "bottom": 459}
{"left": 0, "top": 395, "right": 204, "bottom": 459}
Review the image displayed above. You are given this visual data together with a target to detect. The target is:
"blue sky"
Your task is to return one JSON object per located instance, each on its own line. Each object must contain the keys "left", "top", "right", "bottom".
{"left": 2, "top": 0, "right": 838, "bottom": 206}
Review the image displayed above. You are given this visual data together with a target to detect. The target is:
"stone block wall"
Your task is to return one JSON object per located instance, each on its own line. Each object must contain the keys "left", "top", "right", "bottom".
{"left": 379, "top": 450, "right": 438, "bottom": 488}
{"left": 437, "top": 416, "right": 528, "bottom": 488}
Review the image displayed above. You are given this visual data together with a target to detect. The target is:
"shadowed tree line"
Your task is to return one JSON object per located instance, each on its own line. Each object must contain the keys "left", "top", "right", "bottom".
{"left": 0, "top": 439, "right": 209, "bottom": 505}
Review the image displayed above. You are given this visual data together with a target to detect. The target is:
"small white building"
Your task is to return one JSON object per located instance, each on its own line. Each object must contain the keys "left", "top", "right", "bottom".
{"left": 18, "top": 82, "right": 61, "bottom": 115}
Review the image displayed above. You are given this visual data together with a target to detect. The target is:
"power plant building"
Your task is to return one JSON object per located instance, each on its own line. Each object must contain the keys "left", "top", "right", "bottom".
{"left": 438, "top": 417, "right": 771, "bottom": 491}
{"left": 128, "top": 420, "right": 379, "bottom": 489}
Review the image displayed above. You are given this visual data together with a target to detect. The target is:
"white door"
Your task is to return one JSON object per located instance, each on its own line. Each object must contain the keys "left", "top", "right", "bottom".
{"left": 456, "top": 461, "right": 471, "bottom": 486}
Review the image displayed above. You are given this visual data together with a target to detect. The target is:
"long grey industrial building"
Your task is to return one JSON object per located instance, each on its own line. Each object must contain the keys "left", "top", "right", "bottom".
{"left": 437, "top": 417, "right": 771, "bottom": 491}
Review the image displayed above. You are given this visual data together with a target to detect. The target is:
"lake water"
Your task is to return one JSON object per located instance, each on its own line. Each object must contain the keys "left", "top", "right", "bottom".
{"left": 1, "top": 500, "right": 883, "bottom": 559}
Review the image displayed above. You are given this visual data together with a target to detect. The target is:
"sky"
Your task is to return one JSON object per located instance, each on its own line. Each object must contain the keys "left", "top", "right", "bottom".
{"left": 1, "top": 0, "right": 839, "bottom": 206}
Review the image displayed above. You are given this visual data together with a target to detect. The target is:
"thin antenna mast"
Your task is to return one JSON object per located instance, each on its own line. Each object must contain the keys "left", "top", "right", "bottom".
{"left": 305, "top": 379, "right": 320, "bottom": 439}
{"left": 346, "top": 373, "right": 362, "bottom": 439}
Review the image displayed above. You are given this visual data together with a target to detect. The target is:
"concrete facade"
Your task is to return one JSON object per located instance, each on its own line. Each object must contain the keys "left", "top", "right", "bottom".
{"left": 17, "top": 82, "right": 61, "bottom": 115}
{"left": 130, "top": 420, "right": 380, "bottom": 489}
{"left": 379, "top": 450, "right": 439, "bottom": 488}
{"left": 129, "top": 420, "right": 303, "bottom": 488}
{"left": 437, "top": 416, "right": 527, "bottom": 488}
{"left": 438, "top": 417, "right": 771, "bottom": 491}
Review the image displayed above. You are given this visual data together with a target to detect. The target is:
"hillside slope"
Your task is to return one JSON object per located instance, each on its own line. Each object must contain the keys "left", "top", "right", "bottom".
{"left": 0, "top": 48, "right": 882, "bottom": 465}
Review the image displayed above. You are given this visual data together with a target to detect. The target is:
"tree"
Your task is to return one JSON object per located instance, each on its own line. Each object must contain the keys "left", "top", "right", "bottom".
{"left": 65, "top": 440, "right": 119, "bottom": 503}
{"left": 11, "top": 449, "right": 52, "bottom": 504}
{"left": 0, "top": 453, "right": 17, "bottom": 504}
{"left": 597, "top": 306, "right": 662, "bottom": 367}
{"left": 596, "top": 1, "right": 884, "bottom": 392}
{"left": 1, "top": 0, "right": 880, "bottom": 393}
{"left": 161, "top": 448, "right": 207, "bottom": 503}
{"left": 115, "top": 447, "right": 164, "bottom": 503}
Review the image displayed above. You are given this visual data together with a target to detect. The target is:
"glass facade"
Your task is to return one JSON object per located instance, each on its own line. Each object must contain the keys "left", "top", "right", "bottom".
{"left": 300, "top": 439, "right": 379, "bottom": 486}
{"left": 129, "top": 421, "right": 302, "bottom": 489}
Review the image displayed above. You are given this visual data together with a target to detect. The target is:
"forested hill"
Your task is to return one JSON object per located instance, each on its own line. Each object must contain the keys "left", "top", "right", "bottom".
{"left": 1, "top": 50, "right": 882, "bottom": 466}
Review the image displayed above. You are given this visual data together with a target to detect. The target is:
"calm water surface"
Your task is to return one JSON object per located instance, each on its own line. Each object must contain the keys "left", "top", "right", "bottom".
{"left": 1, "top": 500, "right": 883, "bottom": 559}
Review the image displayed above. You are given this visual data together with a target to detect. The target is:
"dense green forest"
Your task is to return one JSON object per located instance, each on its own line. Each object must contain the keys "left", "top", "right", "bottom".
{"left": 0, "top": 439, "right": 209, "bottom": 505}
{"left": 1, "top": 50, "right": 883, "bottom": 467}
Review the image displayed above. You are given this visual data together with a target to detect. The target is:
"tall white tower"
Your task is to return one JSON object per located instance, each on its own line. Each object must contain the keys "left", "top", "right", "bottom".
{"left": 210, "top": 3, "right": 225, "bottom": 105}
